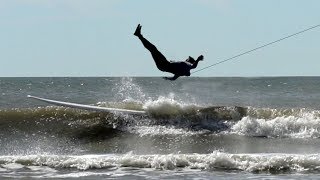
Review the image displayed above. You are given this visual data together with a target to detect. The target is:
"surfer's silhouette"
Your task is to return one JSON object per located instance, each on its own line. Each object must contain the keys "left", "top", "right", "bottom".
{"left": 134, "top": 24, "right": 204, "bottom": 80}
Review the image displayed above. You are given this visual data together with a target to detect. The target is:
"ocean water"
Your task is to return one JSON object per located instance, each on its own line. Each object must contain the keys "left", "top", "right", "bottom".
{"left": 0, "top": 77, "right": 320, "bottom": 179}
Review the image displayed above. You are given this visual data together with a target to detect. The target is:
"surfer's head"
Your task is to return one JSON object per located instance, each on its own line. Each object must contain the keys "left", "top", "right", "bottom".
{"left": 186, "top": 56, "right": 196, "bottom": 64}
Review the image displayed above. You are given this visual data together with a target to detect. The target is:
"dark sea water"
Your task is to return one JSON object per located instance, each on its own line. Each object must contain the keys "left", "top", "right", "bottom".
{"left": 0, "top": 77, "right": 320, "bottom": 179}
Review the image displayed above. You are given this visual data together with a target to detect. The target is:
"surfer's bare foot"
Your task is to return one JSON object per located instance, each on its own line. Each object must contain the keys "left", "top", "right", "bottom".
{"left": 134, "top": 24, "right": 142, "bottom": 37}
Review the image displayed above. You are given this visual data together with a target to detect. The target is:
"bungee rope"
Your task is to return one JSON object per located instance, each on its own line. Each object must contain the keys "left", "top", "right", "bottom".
{"left": 192, "top": 24, "right": 320, "bottom": 74}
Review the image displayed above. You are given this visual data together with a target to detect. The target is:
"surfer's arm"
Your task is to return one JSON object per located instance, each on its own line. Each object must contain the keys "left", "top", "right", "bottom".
{"left": 191, "top": 55, "right": 204, "bottom": 69}
{"left": 163, "top": 75, "right": 180, "bottom": 81}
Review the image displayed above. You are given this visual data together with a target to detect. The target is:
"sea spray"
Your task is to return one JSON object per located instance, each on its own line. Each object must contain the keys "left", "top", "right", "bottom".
{"left": 112, "top": 77, "right": 147, "bottom": 103}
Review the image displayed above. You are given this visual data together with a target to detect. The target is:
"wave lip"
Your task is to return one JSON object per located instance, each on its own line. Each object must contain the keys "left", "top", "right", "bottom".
{"left": 1, "top": 152, "right": 320, "bottom": 174}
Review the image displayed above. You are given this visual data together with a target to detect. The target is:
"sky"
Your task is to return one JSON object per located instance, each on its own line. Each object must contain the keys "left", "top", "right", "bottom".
{"left": 0, "top": 0, "right": 319, "bottom": 77}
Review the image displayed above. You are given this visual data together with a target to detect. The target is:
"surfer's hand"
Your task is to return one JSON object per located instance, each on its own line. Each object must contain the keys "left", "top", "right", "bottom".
{"left": 197, "top": 55, "right": 204, "bottom": 61}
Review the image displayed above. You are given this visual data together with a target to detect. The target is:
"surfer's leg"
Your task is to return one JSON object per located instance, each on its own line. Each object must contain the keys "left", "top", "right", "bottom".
{"left": 134, "top": 24, "right": 170, "bottom": 72}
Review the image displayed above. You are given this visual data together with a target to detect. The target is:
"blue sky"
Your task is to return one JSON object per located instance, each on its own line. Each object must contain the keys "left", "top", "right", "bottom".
{"left": 0, "top": 0, "right": 319, "bottom": 77}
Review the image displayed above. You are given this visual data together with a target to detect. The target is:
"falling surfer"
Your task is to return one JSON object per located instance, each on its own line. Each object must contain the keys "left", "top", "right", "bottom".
{"left": 134, "top": 24, "right": 204, "bottom": 80}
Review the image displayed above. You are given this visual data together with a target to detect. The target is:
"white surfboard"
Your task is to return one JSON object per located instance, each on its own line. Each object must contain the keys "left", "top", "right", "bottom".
{"left": 28, "top": 95, "right": 146, "bottom": 115}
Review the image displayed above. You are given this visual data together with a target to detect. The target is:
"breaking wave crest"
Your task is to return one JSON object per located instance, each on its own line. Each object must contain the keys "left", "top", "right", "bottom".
{"left": 231, "top": 107, "right": 320, "bottom": 138}
{"left": 1, "top": 151, "right": 320, "bottom": 173}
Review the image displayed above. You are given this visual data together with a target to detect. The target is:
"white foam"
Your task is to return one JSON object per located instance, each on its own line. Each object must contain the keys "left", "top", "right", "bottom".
{"left": 1, "top": 152, "right": 320, "bottom": 173}
{"left": 127, "top": 125, "right": 205, "bottom": 136}
{"left": 27, "top": 165, "right": 57, "bottom": 172}
{"left": 143, "top": 95, "right": 197, "bottom": 116}
{"left": 1, "top": 163, "right": 24, "bottom": 170}
{"left": 231, "top": 115, "right": 320, "bottom": 138}
{"left": 48, "top": 172, "right": 112, "bottom": 178}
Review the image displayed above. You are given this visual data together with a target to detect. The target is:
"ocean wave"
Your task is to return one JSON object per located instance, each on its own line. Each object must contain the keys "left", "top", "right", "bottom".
{"left": 1, "top": 152, "right": 320, "bottom": 173}
{"left": 1, "top": 99, "right": 320, "bottom": 138}
{"left": 230, "top": 115, "right": 320, "bottom": 138}
{"left": 0, "top": 103, "right": 245, "bottom": 139}
{"left": 246, "top": 107, "right": 320, "bottom": 120}
{"left": 0, "top": 107, "right": 123, "bottom": 142}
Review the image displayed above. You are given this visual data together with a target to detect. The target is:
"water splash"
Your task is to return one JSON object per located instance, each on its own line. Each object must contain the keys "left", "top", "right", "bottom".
{"left": 112, "top": 77, "right": 147, "bottom": 103}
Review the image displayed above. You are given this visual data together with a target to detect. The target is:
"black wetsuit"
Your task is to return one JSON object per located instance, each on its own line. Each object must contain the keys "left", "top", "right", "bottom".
{"left": 137, "top": 34, "right": 200, "bottom": 80}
